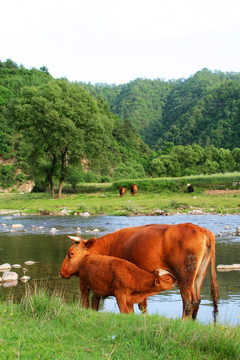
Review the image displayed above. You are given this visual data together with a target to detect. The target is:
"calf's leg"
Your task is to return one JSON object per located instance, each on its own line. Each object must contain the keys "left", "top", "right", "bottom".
{"left": 115, "top": 293, "right": 131, "bottom": 314}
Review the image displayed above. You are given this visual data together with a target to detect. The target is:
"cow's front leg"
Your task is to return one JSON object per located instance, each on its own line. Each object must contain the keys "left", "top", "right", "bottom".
{"left": 92, "top": 294, "right": 101, "bottom": 311}
{"left": 80, "top": 281, "right": 90, "bottom": 309}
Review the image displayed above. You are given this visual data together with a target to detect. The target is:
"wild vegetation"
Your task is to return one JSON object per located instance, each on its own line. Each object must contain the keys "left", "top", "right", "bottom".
{"left": 0, "top": 287, "right": 239, "bottom": 359}
{"left": 1, "top": 60, "right": 240, "bottom": 198}
{"left": 81, "top": 69, "right": 240, "bottom": 150}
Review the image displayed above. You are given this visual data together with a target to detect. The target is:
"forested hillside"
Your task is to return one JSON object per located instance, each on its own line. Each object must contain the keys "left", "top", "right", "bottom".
{"left": 0, "top": 60, "right": 152, "bottom": 196}
{"left": 0, "top": 60, "right": 240, "bottom": 195}
{"left": 81, "top": 68, "right": 240, "bottom": 150}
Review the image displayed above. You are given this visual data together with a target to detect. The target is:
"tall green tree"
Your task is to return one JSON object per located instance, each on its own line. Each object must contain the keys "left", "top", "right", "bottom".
{"left": 14, "top": 79, "right": 110, "bottom": 197}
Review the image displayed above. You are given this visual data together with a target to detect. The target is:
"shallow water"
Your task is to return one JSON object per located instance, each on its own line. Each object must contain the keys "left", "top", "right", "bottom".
{"left": 0, "top": 214, "right": 240, "bottom": 325}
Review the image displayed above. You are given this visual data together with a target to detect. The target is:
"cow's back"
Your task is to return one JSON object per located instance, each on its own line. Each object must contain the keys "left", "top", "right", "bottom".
{"left": 120, "top": 223, "right": 207, "bottom": 275}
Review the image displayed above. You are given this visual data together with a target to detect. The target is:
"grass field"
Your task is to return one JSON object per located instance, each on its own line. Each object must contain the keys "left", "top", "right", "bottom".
{"left": 0, "top": 189, "right": 239, "bottom": 216}
{"left": 0, "top": 287, "right": 239, "bottom": 359}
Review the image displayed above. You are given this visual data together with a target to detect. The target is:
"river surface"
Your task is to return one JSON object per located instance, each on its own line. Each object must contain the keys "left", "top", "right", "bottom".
{"left": 0, "top": 214, "right": 240, "bottom": 325}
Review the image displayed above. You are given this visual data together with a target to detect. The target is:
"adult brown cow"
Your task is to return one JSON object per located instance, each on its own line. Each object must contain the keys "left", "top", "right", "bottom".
{"left": 119, "top": 187, "right": 126, "bottom": 197}
{"left": 130, "top": 184, "right": 137, "bottom": 196}
{"left": 59, "top": 223, "right": 219, "bottom": 321}
{"left": 66, "top": 253, "right": 176, "bottom": 313}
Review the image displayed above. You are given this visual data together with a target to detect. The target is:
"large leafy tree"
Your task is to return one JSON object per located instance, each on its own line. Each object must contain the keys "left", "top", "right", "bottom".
{"left": 13, "top": 79, "right": 108, "bottom": 198}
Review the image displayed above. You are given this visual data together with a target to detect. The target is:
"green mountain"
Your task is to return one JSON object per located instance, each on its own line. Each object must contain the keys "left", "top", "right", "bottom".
{"left": 81, "top": 69, "right": 240, "bottom": 150}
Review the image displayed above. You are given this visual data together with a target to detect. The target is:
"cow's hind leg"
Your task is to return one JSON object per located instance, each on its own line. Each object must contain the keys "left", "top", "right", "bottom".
{"left": 192, "top": 299, "right": 201, "bottom": 320}
{"left": 180, "top": 246, "right": 208, "bottom": 320}
{"left": 179, "top": 268, "right": 199, "bottom": 319}
{"left": 180, "top": 286, "right": 198, "bottom": 320}
{"left": 192, "top": 249, "right": 211, "bottom": 320}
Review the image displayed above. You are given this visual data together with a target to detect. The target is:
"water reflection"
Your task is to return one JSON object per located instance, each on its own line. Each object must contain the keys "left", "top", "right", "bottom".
{"left": 0, "top": 214, "right": 240, "bottom": 325}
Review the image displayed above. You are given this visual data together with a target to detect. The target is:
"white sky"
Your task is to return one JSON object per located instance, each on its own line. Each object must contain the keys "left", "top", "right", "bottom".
{"left": 1, "top": 0, "right": 240, "bottom": 84}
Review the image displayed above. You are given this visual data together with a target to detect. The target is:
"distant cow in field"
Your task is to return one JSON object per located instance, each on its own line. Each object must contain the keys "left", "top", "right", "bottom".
{"left": 60, "top": 253, "right": 176, "bottom": 313}
{"left": 59, "top": 223, "right": 219, "bottom": 321}
{"left": 130, "top": 184, "right": 137, "bottom": 196}
{"left": 120, "top": 187, "right": 126, "bottom": 197}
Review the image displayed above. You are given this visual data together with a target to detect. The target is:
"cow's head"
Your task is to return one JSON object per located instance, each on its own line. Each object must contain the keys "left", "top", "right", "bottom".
{"left": 59, "top": 236, "right": 97, "bottom": 279}
{"left": 154, "top": 269, "right": 177, "bottom": 290}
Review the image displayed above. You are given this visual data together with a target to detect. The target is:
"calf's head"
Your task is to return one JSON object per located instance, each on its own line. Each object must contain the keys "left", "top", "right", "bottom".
{"left": 59, "top": 236, "right": 96, "bottom": 279}
{"left": 154, "top": 269, "right": 177, "bottom": 290}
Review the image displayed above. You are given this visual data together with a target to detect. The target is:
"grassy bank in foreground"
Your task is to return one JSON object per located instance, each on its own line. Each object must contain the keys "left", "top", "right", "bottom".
{"left": 0, "top": 288, "right": 239, "bottom": 359}
{"left": 0, "top": 189, "right": 240, "bottom": 216}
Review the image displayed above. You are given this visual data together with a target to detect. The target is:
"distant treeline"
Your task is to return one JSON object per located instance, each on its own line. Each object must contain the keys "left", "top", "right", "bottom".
{"left": 0, "top": 60, "right": 240, "bottom": 196}
{"left": 80, "top": 68, "right": 240, "bottom": 150}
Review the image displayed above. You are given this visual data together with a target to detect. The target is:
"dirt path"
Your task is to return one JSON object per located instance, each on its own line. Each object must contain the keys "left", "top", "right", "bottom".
{"left": 204, "top": 189, "right": 240, "bottom": 195}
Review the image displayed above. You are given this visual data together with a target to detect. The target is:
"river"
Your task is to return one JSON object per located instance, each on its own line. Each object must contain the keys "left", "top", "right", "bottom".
{"left": 0, "top": 214, "right": 240, "bottom": 325}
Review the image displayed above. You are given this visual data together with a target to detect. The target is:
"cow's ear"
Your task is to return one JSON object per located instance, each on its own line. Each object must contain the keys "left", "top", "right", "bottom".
{"left": 83, "top": 238, "right": 96, "bottom": 249}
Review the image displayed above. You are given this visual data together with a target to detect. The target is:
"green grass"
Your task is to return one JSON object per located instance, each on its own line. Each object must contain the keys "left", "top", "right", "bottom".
{"left": 0, "top": 172, "right": 240, "bottom": 215}
{"left": 0, "top": 287, "right": 239, "bottom": 359}
{"left": 0, "top": 189, "right": 240, "bottom": 216}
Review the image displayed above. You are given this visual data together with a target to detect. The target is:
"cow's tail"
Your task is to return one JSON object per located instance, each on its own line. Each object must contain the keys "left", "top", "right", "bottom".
{"left": 208, "top": 230, "right": 219, "bottom": 323}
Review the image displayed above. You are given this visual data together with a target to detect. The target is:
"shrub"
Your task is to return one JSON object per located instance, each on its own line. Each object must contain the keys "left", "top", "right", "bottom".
{"left": 0, "top": 164, "right": 16, "bottom": 188}
{"left": 113, "top": 162, "right": 146, "bottom": 180}
{"left": 83, "top": 171, "right": 100, "bottom": 183}
{"left": 65, "top": 166, "right": 84, "bottom": 191}
{"left": 101, "top": 175, "right": 112, "bottom": 183}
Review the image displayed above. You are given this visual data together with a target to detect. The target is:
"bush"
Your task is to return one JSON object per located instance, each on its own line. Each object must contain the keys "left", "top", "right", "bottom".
{"left": 182, "top": 167, "right": 201, "bottom": 176}
{"left": 202, "top": 160, "right": 220, "bottom": 174}
{"left": 65, "top": 166, "right": 84, "bottom": 191}
{"left": 32, "top": 178, "right": 49, "bottom": 192}
{"left": 0, "top": 164, "right": 16, "bottom": 188}
{"left": 83, "top": 171, "right": 101, "bottom": 183}
{"left": 101, "top": 175, "right": 112, "bottom": 183}
{"left": 113, "top": 162, "right": 146, "bottom": 180}
{"left": 15, "top": 171, "right": 27, "bottom": 183}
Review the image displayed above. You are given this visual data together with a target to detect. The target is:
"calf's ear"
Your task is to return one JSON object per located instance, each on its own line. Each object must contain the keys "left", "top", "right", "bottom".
{"left": 83, "top": 238, "right": 96, "bottom": 249}
{"left": 155, "top": 276, "right": 161, "bottom": 286}
{"left": 153, "top": 270, "right": 161, "bottom": 286}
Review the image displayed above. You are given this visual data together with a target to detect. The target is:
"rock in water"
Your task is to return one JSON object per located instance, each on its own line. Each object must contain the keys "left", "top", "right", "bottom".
{"left": 0, "top": 263, "right": 11, "bottom": 271}
{"left": 2, "top": 271, "right": 18, "bottom": 282}
{"left": 24, "top": 261, "right": 36, "bottom": 266}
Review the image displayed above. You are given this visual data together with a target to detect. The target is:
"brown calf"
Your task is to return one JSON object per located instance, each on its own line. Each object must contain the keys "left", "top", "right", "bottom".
{"left": 62, "top": 253, "right": 176, "bottom": 313}
{"left": 119, "top": 187, "right": 126, "bottom": 197}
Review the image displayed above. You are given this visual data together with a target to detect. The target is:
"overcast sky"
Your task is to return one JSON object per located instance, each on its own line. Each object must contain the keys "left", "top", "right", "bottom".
{"left": 1, "top": 0, "right": 240, "bottom": 84}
